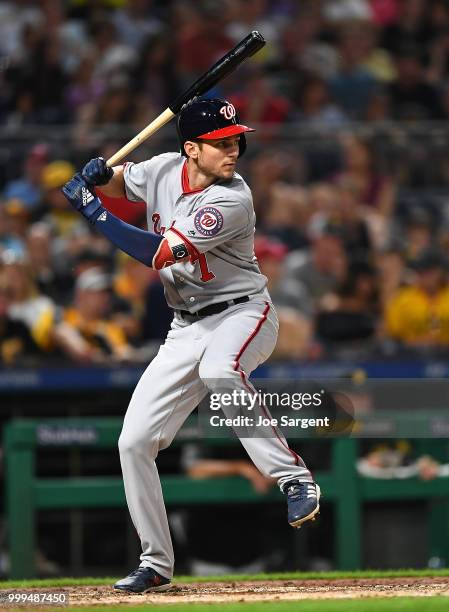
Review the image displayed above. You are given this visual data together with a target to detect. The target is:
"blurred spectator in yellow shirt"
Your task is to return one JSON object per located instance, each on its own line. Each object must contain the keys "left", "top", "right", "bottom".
{"left": 1, "top": 251, "right": 57, "bottom": 353}
{"left": 385, "top": 250, "right": 449, "bottom": 346}
{"left": 0, "top": 275, "right": 42, "bottom": 365}
{"left": 55, "top": 267, "right": 135, "bottom": 363}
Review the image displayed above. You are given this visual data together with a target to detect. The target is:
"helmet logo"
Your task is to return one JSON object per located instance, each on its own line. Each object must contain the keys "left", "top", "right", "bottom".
{"left": 220, "top": 103, "right": 236, "bottom": 121}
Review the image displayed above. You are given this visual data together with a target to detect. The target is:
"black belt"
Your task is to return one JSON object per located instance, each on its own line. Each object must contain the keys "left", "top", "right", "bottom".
{"left": 176, "top": 296, "right": 249, "bottom": 319}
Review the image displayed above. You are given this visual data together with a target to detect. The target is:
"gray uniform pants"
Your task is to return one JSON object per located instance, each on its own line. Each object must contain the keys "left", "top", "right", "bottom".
{"left": 118, "top": 296, "right": 312, "bottom": 578}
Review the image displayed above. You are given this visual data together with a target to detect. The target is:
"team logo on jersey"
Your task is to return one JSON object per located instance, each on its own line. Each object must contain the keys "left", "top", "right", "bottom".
{"left": 194, "top": 207, "right": 223, "bottom": 236}
{"left": 219, "top": 103, "right": 236, "bottom": 121}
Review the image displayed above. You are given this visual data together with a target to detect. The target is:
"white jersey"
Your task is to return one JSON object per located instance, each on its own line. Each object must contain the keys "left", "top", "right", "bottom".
{"left": 124, "top": 152, "right": 268, "bottom": 313}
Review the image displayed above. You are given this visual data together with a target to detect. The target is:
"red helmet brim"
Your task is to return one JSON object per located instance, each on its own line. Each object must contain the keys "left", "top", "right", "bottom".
{"left": 197, "top": 124, "right": 255, "bottom": 140}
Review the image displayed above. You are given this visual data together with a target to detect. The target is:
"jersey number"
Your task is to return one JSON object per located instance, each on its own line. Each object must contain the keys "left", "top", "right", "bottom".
{"left": 191, "top": 251, "right": 215, "bottom": 282}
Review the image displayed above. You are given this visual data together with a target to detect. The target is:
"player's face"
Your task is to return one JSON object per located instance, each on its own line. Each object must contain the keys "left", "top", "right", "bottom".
{"left": 195, "top": 136, "right": 240, "bottom": 179}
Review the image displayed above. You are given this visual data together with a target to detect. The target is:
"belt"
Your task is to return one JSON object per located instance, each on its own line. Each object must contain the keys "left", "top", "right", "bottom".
{"left": 176, "top": 296, "right": 249, "bottom": 319}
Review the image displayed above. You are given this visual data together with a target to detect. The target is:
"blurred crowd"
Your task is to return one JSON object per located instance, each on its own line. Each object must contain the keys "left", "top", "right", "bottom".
{"left": 2, "top": 0, "right": 449, "bottom": 365}
{"left": 6, "top": 0, "right": 449, "bottom": 129}
{"left": 5, "top": 0, "right": 449, "bottom": 125}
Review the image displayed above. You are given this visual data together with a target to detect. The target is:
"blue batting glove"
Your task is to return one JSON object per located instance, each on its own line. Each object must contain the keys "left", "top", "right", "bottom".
{"left": 62, "top": 173, "right": 104, "bottom": 224}
{"left": 81, "top": 157, "right": 114, "bottom": 186}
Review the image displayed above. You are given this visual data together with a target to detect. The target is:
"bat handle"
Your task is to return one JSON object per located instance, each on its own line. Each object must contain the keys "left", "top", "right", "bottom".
{"left": 106, "top": 108, "right": 176, "bottom": 167}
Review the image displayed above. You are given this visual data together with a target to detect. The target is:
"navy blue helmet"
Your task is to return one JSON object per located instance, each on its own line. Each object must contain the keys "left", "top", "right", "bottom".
{"left": 177, "top": 98, "right": 254, "bottom": 157}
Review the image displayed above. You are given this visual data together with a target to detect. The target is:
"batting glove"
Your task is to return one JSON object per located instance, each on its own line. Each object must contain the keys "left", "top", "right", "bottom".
{"left": 62, "top": 174, "right": 104, "bottom": 224}
{"left": 81, "top": 157, "right": 114, "bottom": 186}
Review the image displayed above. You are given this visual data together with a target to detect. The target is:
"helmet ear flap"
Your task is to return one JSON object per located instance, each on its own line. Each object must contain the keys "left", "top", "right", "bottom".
{"left": 238, "top": 133, "right": 247, "bottom": 158}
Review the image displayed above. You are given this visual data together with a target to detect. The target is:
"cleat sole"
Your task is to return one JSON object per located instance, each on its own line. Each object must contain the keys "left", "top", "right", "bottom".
{"left": 144, "top": 583, "right": 173, "bottom": 593}
{"left": 114, "top": 583, "right": 172, "bottom": 594}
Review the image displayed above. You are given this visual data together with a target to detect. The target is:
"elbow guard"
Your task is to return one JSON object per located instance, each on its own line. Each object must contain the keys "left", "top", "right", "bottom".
{"left": 152, "top": 229, "right": 192, "bottom": 270}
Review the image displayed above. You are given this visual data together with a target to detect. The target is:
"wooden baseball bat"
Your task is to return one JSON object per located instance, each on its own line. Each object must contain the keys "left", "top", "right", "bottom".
{"left": 106, "top": 31, "right": 265, "bottom": 167}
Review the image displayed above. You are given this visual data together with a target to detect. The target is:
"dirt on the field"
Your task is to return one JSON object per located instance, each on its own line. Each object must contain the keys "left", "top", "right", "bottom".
{"left": 3, "top": 577, "right": 449, "bottom": 606}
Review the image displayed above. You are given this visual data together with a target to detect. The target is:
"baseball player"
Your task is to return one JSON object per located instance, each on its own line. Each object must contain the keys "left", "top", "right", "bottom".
{"left": 62, "top": 98, "right": 320, "bottom": 593}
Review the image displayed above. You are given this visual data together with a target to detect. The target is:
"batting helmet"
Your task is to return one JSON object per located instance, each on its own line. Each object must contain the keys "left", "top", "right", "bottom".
{"left": 177, "top": 98, "right": 254, "bottom": 158}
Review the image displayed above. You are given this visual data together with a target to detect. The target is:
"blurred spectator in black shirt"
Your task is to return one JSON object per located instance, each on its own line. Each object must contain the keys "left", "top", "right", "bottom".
{"left": 381, "top": 0, "right": 430, "bottom": 55}
{"left": 284, "top": 228, "right": 347, "bottom": 304}
{"left": 388, "top": 45, "right": 442, "bottom": 119}
{"left": 316, "top": 260, "right": 380, "bottom": 352}
{"left": 26, "top": 222, "right": 73, "bottom": 305}
{"left": 308, "top": 182, "right": 372, "bottom": 260}
{"left": 10, "top": 32, "right": 69, "bottom": 124}
{"left": 132, "top": 33, "right": 177, "bottom": 109}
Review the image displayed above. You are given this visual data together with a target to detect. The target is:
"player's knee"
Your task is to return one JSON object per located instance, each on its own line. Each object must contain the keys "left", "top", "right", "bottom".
{"left": 118, "top": 429, "right": 158, "bottom": 459}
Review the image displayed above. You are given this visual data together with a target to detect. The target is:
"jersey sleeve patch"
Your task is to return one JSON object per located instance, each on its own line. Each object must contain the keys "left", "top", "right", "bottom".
{"left": 194, "top": 207, "right": 224, "bottom": 237}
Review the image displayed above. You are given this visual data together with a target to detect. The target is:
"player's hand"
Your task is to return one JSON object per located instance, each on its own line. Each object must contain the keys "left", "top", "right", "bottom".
{"left": 81, "top": 157, "right": 114, "bottom": 186}
{"left": 62, "top": 173, "right": 103, "bottom": 224}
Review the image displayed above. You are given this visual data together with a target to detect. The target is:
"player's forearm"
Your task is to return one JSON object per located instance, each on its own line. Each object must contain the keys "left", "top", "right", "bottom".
{"left": 62, "top": 175, "right": 193, "bottom": 270}
{"left": 62, "top": 174, "right": 161, "bottom": 266}
{"left": 92, "top": 208, "right": 163, "bottom": 267}
{"left": 97, "top": 166, "right": 126, "bottom": 198}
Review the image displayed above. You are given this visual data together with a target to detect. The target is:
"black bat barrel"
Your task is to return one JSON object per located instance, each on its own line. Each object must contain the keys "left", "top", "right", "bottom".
{"left": 169, "top": 31, "right": 266, "bottom": 114}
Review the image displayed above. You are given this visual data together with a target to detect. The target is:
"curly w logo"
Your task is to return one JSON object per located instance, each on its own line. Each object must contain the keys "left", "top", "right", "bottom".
{"left": 220, "top": 103, "right": 236, "bottom": 120}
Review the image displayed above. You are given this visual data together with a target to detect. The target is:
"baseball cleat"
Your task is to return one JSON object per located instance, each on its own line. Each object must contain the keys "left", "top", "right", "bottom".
{"left": 284, "top": 481, "right": 321, "bottom": 528}
{"left": 113, "top": 566, "right": 172, "bottom": 594}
